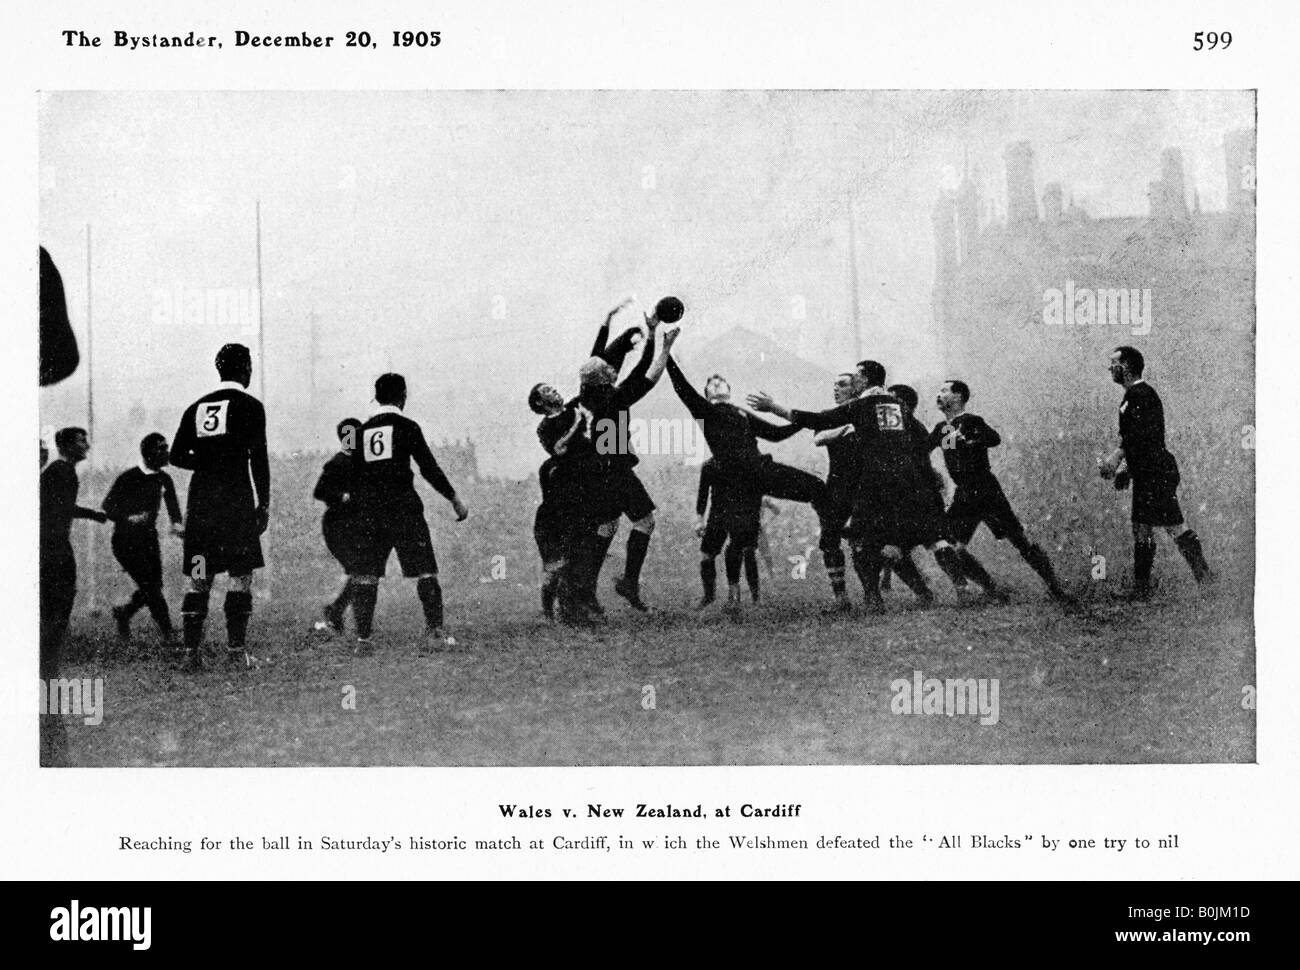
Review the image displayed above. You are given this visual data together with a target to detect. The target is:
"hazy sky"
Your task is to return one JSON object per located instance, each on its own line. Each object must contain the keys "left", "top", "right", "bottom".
{"left": 39, "top": 89, "right": 1254, "bottom": 475}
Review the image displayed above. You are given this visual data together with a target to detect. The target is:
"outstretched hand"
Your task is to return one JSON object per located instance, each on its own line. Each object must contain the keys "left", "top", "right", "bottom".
{"left": 662, "top": 324, "right": 681, "bottom": 349}
{"left": 747, "top": 391, "right": 776, "bottom": 413}
{"left": 452, "top": 496, "right": 470, "bottom": 522}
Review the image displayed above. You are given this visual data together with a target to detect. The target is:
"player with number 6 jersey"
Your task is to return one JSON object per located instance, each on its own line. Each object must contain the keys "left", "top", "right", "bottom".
{"left": 349, "top": 372, "right": 469, "bottom": 655}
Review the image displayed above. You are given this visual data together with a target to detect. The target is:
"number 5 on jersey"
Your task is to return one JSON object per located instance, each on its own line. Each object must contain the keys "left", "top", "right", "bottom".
{"left": 364, "top": 426, "right": 393, "bottom": 462}
{"left": 196, "top": 400, "right": 230, "bottom": 437}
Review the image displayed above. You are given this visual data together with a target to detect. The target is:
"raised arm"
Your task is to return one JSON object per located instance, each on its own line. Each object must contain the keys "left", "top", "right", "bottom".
{"left": 748, "top": 391, "right": 859, "bottom": 432}
{"left": 665, "top": 355, "right": 710, "bottom": 420}
{"left": 748, "top": 413, "right": 803, "bottom": 443}
{"left": 590, "top": 297, "right": 635, "bottom": 359}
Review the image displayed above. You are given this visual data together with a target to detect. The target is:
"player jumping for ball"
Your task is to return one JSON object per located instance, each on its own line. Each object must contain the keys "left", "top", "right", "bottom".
{"left": 665, "top": 351, "right": 817, "bottom": 613}
{"left": 170, "top": 344, "right": 270, "bottom": 671}
{"left": 1097, "top": 346, "right": 1212, "bottom": 599}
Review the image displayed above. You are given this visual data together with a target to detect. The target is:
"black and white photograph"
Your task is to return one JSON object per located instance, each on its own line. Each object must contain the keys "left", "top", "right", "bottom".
{"left": 37, "top": 88, "right": 1255, "bottom": 768}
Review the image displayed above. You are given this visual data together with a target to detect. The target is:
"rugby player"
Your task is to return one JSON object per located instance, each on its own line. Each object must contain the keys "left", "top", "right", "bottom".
{"left": 103, "top": 433, "right": 184, "bottom": 647}
{"left": 665, "top": 352, "right": 820, "bottom": 611}
{"left": 576, "top": 304, "right": 680, "bottom": 612}
{"left": 313, "top": 418, "right": 363, "bottom": 633}
{"left": 748, "top": 361, "right": 938, "bottom": 614}
{"left": 39, "top": 427, "right": 107, "bottom": 765}
{"left": 349, "top": 373, "right": 469, "bottom": 655}
{"left": 1097, "top": 346, "right": 1211, "bottom": 598}
{"left": 694, "top": 457, "right": 764, "bottom": 610}
{"left": 929, "top": 379, "right": 1070, "bottom": 604}
{"left": 170, "top": 343, "right": 270, "bottom": 671}
{"left": 811, "top": 373, "right": 862, "bottom": 611}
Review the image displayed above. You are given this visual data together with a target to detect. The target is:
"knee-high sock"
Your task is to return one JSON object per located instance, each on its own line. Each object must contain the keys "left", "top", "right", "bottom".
{"left": 541, "top": 565, "right": 562, "bottom": 616}
{"left": 330, "top": 578, "right": 353, "bottom": 612}
{"left": 142, "top": 586, "right": 172, "bottom": 635}
{"left": 1133, "top": 538, "right": 1156, "bottom": 593}
{"left": 850, "top": 543, "right": 882, "bottom": 600}
{"left": 957, "top": 549, "right": 997, "bottom": 591}
{"left": 624, "top": 530, "right": 651, "bottom": 586}
{"left": 581, "top": 531, "right": 615, "bottom": 597}
{"left": 932, "top": 545, "right": 967, "bottom": 589}
{"left": 890, "top": 553, "right": 932, "bottom": 599}
{"left": 1020, "top": 542, "right": 1064, "bottom": 593}
{"left": 181, "top": 591, "right": 209, "bottom": 653}
{"left": 417, "top": 575, "right": 444, "bottom": 629}
{"left": 743, "top": 547, "right": 760, "bottom": 601}
{"left": 822, "top": 546, "right": 847, "bottom": 597}
{"left": 699, "top": 558, "right": 717, "bottom": 600}
{"left": 723, "top": 542, "right": 744, "bottom": 586}
{"left": 122, "top": 587, "right": 148, "bottom": 617}
{"left": 352, "top": 583, "right": 379, "bottom": 639}
{"left": 224, "top": 591, "right": 253, "bottom": 651}
{"left": 1174, "top": 530, "right": 1211, "bottom": 582}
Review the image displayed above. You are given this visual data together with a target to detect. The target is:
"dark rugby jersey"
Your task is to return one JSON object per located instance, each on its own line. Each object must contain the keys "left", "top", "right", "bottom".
{"left": 352, "top": 407, "right": 456, "bottom": 504}
{"left": 789, "top": 391, "right": 912, "bottom": 491}
{"left": 537, "top": 401, "right": 593, "bottom": 458}
{"left": 1118, "top": 381, "right": 1171, "bottom": 475}
{"left": 102, "top": 466, "right": 182, "bottom": 534}
{"left": 171, "top": 384, "right": 270, "bottom": 512}
{"left": 40, "top": 458, "right": 105, "bottom": 548}
{"left": 815, "top": 426, "right": 863, "bottom": 491}
{"left": 313, "top": 451, "right": 361, "bottom": 529}
{"left": 928, "top": 413, "right": 1002, "bottom": 490}
{"left": 580, "top": 332, "right": 656, "bottom": 468}
{"left": 666, "top": 356, "right": 801, "bottom": 470}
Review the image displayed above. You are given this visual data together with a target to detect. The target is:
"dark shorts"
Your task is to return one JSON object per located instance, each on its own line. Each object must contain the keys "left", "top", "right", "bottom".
{"left": 354, "top": 498, "right": 438, "bottom": 578}
{"left": 182, "top": 506, "right": 263, "bottom": 579}
{"left": 700, "top": 484, "right": 762, "bottom": 558}
{"left": 323, "top": 516, "right": 364, "bottom": 574}
{"left": 947, "top": 485, "right": 1024, "bottom": 545}
{"left": 817, "top": 483, "right": 856, "bottom": 550}
{"left": 598, "top": 464, "right": 656, "bottom": 523}
{"left": 533, "top": 503, "right": 574, "bottom": 565}
{"left": 1131, "top": 453, "right": 1183, "bottom": 526}
{"left": 112, "top": 528, "right": 163, "bottom": 588}
{"left": 852, "top": 478, "right": 950, "bottom": 551}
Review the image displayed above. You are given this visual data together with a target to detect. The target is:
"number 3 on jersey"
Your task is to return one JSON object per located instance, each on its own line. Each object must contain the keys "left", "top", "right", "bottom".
{"left": 196, "top": 400, "right": 230, "bottom": 437}
{"left": 363, "top": 426, "right": 394, "bottom": 462}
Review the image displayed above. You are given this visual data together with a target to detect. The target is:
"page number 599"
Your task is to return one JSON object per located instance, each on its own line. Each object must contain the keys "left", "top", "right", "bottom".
{"left": 1193, "top": 31, "right": 1231, "bottom": 50}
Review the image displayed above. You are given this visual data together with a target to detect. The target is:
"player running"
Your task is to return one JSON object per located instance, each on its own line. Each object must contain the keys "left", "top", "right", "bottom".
{"left": 170, "top": 343, "right": 271, "bottom": 671}
{"left": 313, "top": 418, "right": 364, "bottom": 634}
{"left": 1097, "top": 346, "right": 1212, "bottom": 599}
{"left": 103, "top": 433, "right": 184, "bottom": 648}
{"left": 349, "top": 373, "right": 469, "bottom": 655}
{"left": 929, "top": 379, "right": 1070, "bottom": 604}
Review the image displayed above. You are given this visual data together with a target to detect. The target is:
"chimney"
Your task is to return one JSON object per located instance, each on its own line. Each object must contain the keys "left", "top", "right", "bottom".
{"left": 1043, "top": 182, "right": 1063, "bottom": 224}
{"left": 1004, "top": 141, "right": 1038, "bottom": 223}
{"left": 1224, "top": 128, "right": 1256, "bottom": 214}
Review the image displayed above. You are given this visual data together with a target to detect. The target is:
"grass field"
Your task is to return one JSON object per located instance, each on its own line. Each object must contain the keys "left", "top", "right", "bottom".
{"left": 53, "top": 485, "right": 1255, "bottom": 766}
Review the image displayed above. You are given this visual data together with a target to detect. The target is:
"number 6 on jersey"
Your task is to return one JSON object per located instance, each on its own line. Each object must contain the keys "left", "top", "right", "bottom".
{"left": 363, "top": 425, "right": 393, "bottom": 462}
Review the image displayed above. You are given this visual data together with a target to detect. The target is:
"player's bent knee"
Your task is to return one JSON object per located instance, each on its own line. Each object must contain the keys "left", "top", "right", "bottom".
{"left": 228, "top": 574, "right": 253, "bottom": 593}
{"left": 186, "top": 576, "right": 212, "bottom": 595}
{"left": 632, "top": 514, "right": 655, "bottom": 534}
{"left": 596, "top": 520, "right": 618, "bottom": 539}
